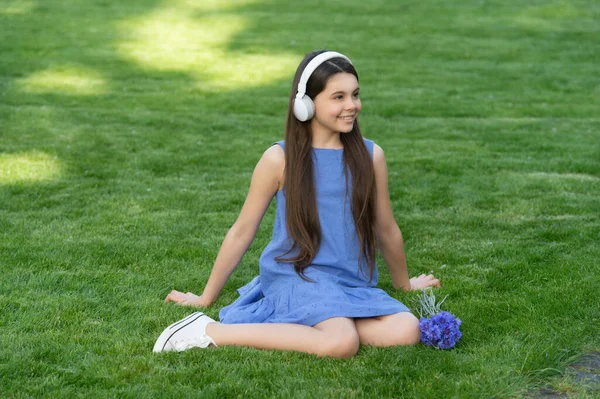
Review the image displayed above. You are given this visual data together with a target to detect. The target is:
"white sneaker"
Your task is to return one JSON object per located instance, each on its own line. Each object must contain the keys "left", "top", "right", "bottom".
{"left": 153, "top": 312, "right": 217, "bottom": 353}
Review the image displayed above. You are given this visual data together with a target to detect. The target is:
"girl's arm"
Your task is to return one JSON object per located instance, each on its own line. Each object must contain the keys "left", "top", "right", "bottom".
{"left": 165, "top": 144, "right": 284, "bottom": 306}
{"left": 373, "top": 144, "right": 440, "bottom": 291}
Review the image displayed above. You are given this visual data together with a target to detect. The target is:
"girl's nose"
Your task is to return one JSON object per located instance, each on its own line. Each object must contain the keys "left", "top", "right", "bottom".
{"left": 346, "top": 98, "right": 358, "bottom": 111}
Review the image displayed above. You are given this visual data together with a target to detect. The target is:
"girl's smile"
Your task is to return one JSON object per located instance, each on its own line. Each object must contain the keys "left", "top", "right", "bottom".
{"left": 338, "top": 115, "right": 356, "bottom": 123}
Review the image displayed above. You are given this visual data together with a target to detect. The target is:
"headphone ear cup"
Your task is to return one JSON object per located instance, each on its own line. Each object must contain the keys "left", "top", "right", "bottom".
{"left": 303, "top": 97, "right": 315, "bottom": 120}
{"left": 293, "top": 95, "right": 315, "bottom": 122}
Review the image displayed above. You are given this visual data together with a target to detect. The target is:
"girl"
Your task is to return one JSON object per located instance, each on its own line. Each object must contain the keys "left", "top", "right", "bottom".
{"left": 153, "top": 50, "right": 440, "bottom": 359}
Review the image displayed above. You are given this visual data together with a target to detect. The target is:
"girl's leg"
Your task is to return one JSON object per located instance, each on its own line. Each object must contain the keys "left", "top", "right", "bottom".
{"left": 354, "top": 312, "right": 421, "bottom": 347}
{"left": 205, "top": 316, "right": 360, "bottom": 359}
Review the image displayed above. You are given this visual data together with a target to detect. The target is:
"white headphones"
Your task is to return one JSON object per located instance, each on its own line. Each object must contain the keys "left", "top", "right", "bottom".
{"left": 293, "top": 51, "right": 353, "bottom": 122}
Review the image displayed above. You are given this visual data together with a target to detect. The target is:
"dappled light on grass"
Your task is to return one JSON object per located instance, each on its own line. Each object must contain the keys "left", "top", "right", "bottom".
{"left": 0, "top": 152, "right": 62, "bottom": 184}
{"left": 1, "top": 0, "right": 599, "bottom": 397}
{"left": 0, "top": 0, "right": 36, "bottom": 15}
{"left": 17, "top": 65, "right": 107, "bottom": 95}
{"left": 526, "top": 171, "right": 600, "bottom": 182}
{"left": 515, "top": 3, "right": 583, "bottom": 30}
{"left": 177, "top": 0, "right": 263, "bottom": 12}
{"left": 117, "top": 0, "right": 298, "bottom": 90}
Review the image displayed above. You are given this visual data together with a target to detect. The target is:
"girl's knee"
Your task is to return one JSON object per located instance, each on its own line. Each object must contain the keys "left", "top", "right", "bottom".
{"left": 397, "top": 312, "right": 421, "bottom": 345}
{"left": 319, "top": 330, "right": 360, "bottom": 359}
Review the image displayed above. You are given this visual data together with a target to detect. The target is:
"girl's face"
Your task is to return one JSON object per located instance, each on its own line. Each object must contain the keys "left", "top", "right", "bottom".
{"left": 311, "top": 72, "right": 361, "bottom": 135}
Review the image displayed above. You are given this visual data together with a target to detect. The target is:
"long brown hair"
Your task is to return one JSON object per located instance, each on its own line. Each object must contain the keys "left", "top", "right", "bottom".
{"left": 275, "top": 50, "right": 378, "bottom": 281}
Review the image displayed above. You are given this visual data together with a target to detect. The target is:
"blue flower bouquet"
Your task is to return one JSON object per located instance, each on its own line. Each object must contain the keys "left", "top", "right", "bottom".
{"left": 417, "top": 289, "right": 462, "bottom": 349}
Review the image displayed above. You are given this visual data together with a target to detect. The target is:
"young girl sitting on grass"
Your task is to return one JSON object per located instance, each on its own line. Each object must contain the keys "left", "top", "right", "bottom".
{"left": 153, "top": 50, "right": 440, "bottom": 359}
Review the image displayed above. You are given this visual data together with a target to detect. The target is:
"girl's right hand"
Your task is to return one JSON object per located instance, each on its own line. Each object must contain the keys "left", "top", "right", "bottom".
{"left": 409, "top": 274, "right": 441, "bottom": 290}
{"left": 164, "top": 290, "right": 213, "bottom": 307}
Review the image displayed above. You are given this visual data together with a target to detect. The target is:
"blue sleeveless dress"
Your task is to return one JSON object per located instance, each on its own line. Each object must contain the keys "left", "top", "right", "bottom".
{"left": 219, "top": 139, "right": 410, "bottom": 326}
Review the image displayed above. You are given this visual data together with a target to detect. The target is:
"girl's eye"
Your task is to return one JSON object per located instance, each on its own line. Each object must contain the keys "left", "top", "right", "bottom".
{"left": 333, "top": 93, "right": 359, "bottom": 100}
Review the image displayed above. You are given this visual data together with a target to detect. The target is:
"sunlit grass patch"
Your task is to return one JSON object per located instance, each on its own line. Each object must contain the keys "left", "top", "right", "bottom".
{"left": 0, "top": 0, "right": 36, "bottom": 15}
{"left": 526, "top": 171, "right": 600, "bottom": 182}
{"left": 0, "top": 152, "right": 62, "bottom": 184}
{"left": 17, "top": 65, "right": 107, "bottom": 95}
{"left": 177, "top": 0, "right": 263, "bottom": 11}
{"left": 515, "top": 2, "right": 585, "bottom": 30}
{"left": 117, "top": 0, "right": 298, "bottom": 89}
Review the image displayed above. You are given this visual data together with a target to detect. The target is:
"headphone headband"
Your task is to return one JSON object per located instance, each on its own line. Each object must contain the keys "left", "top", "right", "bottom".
{"left": 296, "top": 51, "right": 352, "bottom": 97}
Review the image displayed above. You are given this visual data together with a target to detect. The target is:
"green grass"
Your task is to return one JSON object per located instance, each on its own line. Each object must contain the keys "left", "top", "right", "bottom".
{"left": 1, "top": 0, "right": 599, "bottom": 397}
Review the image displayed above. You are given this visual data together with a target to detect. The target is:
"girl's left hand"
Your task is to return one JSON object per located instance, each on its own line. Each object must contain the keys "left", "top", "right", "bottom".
{"left": 164, "top": 290, "right": 212, "bottom": 307}
{"left": 409, "top": 274, "right": 441, "bottom": 290}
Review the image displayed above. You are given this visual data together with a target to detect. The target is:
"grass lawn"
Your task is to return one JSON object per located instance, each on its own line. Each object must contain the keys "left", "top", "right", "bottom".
{"left": 1, "top": 0, "right": 599, "bottom": 397}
